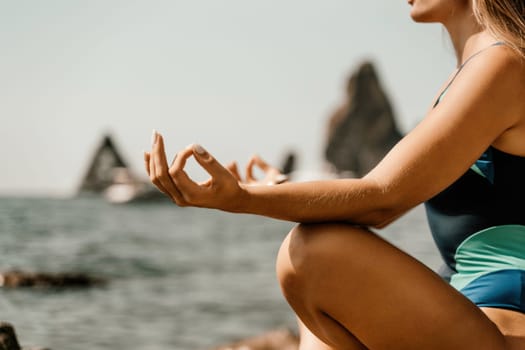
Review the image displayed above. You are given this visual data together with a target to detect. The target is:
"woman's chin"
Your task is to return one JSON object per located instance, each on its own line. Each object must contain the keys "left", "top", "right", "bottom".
{"left": 409, "top": 9, "right": 435, "bottom": 23}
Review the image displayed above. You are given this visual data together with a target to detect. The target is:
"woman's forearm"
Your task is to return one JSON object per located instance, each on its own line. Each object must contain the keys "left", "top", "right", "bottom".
{"left": 237, "top": 178, "right": 400, "bottom": 226}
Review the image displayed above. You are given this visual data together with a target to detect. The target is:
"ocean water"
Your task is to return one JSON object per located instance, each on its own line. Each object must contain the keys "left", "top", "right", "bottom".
{"left": 0, "top": 197, "right": 441, "bottom": 350}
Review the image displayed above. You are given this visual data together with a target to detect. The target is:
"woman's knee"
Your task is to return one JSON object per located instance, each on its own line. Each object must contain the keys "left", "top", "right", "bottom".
{"left": 276, "top": 223, "right": 373, "bottom": 349}
{"left": 277, "top": 224, "right": 319, "bottom": 299}
{"left": 276, "top": 223, "right": 367, "bottom": 299}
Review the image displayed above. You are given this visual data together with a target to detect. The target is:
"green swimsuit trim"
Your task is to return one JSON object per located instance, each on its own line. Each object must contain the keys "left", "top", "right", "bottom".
{"left": 450, "top": 225, "right": 525, "bottom": 291}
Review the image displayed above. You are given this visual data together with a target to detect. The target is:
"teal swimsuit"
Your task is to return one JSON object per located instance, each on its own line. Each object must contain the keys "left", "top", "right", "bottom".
{"left": 425, "top": 42, "right": 525, "bottom": 313}
{"left": 425, "top": 147, "right": 525, "bottom": 312}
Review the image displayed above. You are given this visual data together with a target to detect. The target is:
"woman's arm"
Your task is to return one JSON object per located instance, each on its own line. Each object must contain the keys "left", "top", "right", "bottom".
{"left": 147, "top": 46, "right": 524, "bottom": 227}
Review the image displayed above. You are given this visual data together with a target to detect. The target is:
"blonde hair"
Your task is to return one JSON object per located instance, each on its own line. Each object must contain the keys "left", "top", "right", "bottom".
{"left": 473, "top": 0, "right": 525, "bottom": 56}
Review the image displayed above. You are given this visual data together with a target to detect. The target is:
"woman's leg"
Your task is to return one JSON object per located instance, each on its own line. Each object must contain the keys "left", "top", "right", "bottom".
{"left": 297, "top": 317, "right": 367, "bottom": 350}
{"left": 276, "top": 223, "right": 507, "bottom": 350}
{"left": 481, "top": 308, "right": 525, "bottom": 350}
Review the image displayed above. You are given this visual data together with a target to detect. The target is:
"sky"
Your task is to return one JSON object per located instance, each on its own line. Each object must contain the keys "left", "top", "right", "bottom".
{"left": 0, "top": 0, "right": 456, "bottom": 197}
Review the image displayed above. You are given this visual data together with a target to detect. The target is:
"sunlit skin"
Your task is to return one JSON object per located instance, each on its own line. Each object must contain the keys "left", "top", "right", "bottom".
{"left": 408, "top": 0, "right": 470, "bottom": 24}
{"left": 145, "top": 0, "right": 525, "bottom": 348}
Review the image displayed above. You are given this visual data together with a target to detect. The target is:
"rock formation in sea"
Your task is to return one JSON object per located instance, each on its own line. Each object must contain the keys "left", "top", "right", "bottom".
{"left": 0, "top": 323, "right": 20, "bottom": 350}
{"left": 78, "top": 134, "right": 166, "bottom": 203}
{"left": 280, "top": 151, "right": 297, "bottom": 176}
{"left": 324, "top": 61, "right": 403, "bottom": 177}
{"left": 0, "top": 270, "right": 106, "bottom": 289}
{"left": 210, "top": 328, "right": 299, "bottom": 350}
{"left": 78, "top": 134, "right": 131, "bottom": 193}
{"left": 0, "top": 322, "right": 50, "bottom": 350}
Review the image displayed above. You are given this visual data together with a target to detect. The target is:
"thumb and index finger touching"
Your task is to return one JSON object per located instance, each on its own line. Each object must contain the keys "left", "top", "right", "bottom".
{"left": 145, "top": 133, "right": 282, "bottom": 188}
{"left": 246, "top": 154, "right": 271, "bottom": 183}
{"left": 145, "top": 131, "right": 231, "bottom": 187}
{"left": 190, "top": 144, "right": 233, "bottom": 182}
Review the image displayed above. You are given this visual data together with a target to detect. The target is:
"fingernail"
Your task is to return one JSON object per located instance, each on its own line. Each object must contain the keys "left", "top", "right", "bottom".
{"left": 193, "top": 144, "right": 207, "bottom": 156}
{"left": 151, "top": 129, "right": 158, "bottom": 146}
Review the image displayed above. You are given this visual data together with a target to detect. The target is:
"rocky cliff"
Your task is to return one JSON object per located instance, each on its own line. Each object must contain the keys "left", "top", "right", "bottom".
{"left": 324, "top": 61, "right": 402, "bottom": 177}
{"left": 77, "top": 134, "right": 166, "bottom": 203}
{"left": 78, "top": 134, "right": 132, "bottom": 194}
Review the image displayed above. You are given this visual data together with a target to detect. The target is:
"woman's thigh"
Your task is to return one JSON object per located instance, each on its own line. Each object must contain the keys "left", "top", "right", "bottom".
{"left": 482, "top": 308, "right": 525, "bottom": 350}
{"left": 277, "top": 223, "right": 507, "bottom": 350}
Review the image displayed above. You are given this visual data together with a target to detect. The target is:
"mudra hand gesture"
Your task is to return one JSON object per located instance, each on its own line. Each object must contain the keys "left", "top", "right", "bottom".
{"left": 226, "top": 154, "right": 289, "bottom": 186}
{"left": 144, "top": 131, "right": 287, "bottom": 210}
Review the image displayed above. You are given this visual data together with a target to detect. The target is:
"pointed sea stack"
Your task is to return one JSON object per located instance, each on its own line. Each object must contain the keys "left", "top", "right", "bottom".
{"left": 77, "top": 133, "right": 167, "bottom": 203}
{"left": 324, "top": 61, "right": 402, "bottom": 177}
{"left": 78, "top": 134, "right": 133, "bottom": 194}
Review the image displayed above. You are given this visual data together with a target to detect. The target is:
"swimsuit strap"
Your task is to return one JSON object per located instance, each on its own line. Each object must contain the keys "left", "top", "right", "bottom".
{"left": 433, "top": 41, "right": 505, "bottom": 108}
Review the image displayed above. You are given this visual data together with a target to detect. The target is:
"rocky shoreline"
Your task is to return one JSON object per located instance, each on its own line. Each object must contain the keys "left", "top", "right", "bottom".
{"left": 0, "top": 270, "right": 106, "bottom": 289}
{"left": 0, "top": 323, "right": 49, "bottom": 350}
{"left": 1, "top": 322, "right": 298, "bottom": 350}
{"left": 210, "top": 328, "right": 299, "bottom": 350}
{"left": 0, "top": 270, "right": 298, "bottom": 349}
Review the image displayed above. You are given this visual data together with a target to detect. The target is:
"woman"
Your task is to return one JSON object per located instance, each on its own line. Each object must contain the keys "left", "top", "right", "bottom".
{"left": 145, "top": 0, "right": 525, "bottom": 348}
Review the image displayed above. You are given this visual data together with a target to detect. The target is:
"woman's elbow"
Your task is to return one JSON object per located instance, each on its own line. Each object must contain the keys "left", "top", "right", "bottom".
{"left": 359, "top": 206, "right": 406, "bottom": 229}
{"left": 358, "top": 182, "right": 412, "bottom": 228}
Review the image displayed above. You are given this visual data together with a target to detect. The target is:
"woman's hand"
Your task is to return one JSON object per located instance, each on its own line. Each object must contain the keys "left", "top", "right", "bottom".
{"left": 144, "top": 131, "right": 249, "bottom": 212}
{"left": 226, "top": 155, "right": 288, "bottom": 186}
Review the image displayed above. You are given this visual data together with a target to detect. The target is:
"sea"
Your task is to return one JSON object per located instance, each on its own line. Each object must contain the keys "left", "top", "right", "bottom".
{"left": 0, "top": 196, "right": 442, "bottom": 350}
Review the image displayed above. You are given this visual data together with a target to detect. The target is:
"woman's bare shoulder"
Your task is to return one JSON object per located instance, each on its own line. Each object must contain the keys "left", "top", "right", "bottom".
{"left": 443, "top": 44, "right": 525, "bottom": 124}
{"left": 477, "top": 44, "right": 525, "bottom": 92}
{"left": 484, "top": 45, "right": 525, "bottom": 154}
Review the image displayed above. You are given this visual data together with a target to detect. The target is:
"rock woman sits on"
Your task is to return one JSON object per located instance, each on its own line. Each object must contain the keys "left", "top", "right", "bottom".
{"left": 145, "top": 0, "right": 525, "bottom": 349}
